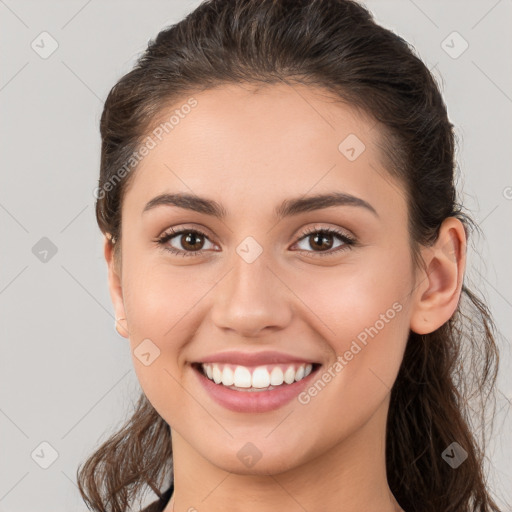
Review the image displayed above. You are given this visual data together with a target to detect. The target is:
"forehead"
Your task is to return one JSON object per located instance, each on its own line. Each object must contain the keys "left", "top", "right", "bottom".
{"left": 123, "top": 82, "right": 404, "bottom": 220}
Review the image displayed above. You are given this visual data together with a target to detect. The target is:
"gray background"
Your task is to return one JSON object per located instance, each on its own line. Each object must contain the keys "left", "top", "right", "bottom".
{"left": 0, "top": 0, "right": 511, "bottom": 510}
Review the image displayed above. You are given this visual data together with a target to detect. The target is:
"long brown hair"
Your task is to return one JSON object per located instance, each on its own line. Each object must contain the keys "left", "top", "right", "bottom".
{"left": 78, "top": 1, "right": 504, "bottom": 511}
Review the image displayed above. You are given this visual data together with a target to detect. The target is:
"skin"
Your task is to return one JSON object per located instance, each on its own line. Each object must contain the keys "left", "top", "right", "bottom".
{"left": 105, "top": 82, "right": 466, "bottom": 512}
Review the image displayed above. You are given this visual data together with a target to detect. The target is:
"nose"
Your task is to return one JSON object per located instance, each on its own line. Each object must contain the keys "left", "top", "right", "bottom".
{"left": 210, "top": 251, "right": 293, "bottom": 338}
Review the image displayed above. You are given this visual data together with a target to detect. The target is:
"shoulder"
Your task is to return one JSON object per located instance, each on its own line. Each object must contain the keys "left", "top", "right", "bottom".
{"left": 140, "top": 483, "right": 174, "bottom": 512}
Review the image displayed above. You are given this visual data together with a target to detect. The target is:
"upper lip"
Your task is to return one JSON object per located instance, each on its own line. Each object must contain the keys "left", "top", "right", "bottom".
{"left": 196, "top": 350, "right": 319, "bottom": 366}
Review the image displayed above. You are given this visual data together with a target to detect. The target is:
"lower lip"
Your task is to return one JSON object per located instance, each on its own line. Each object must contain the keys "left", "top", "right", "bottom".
{"left": 193, "top": 364, "right": 319, "bottom": 413}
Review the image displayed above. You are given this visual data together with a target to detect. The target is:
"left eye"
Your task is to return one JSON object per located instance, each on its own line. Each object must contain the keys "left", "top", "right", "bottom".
{"left": 293, "top": 229, "right": 352, "bottom": 253}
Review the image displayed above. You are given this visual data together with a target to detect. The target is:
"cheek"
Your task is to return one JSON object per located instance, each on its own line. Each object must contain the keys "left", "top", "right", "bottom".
{"left": 285, "top": 262, "right": 412, "bottom": 452}
{"left": 122, "top": 251, "right": 208, "bottom": 340}
{"left": 290, "top": 251, "right": 413, "bottom": 398}
{"left": 293, "top": 252, "right": 412, "bottom": 341}
{"left": 120, "top": 256, "right": 207, "bottom": 412}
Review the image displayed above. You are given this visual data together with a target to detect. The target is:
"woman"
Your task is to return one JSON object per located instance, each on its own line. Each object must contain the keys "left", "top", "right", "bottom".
{"left": 77, "top": 1, "right": 504, "bottom": 511}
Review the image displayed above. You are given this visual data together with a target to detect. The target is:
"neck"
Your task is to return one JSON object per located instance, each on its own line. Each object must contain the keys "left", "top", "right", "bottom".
{"left": 165, "top": 397, "right": 403, "bottom": 512}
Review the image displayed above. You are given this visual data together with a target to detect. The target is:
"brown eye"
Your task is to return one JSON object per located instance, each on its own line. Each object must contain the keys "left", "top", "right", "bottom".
{"left": 308, "top": 232, "right": 335, "bottom": 251}
{"left": 293, "top": 227, "right": 356, "bottom": 257}
{"left": 180, "top": 231, "right": 206, "bottom": 251}
{"left": 156, "top": 228, "right": 216, "bottom": 257}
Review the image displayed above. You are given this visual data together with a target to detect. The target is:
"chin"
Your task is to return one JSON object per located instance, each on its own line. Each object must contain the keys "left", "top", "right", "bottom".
{"left": 204, "top": 443, "right": 307, "bottom": 476}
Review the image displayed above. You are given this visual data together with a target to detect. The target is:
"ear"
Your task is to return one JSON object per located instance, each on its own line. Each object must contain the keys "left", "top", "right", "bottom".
{"left": 410, "top": 217, "right": 466, "bottom": 335}
{"left": 104, "top": 235, "right": 129, "bottom": 338}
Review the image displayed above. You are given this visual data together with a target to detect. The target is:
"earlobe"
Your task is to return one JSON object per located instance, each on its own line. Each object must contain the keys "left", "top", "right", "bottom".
{"left": 104, "top": 235, "right": 129, "bottom": 338}
{"left": 410, "top": 217, "right": 466, "bottom": 335}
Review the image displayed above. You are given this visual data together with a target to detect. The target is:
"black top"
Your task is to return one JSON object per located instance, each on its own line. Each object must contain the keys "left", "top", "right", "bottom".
{"left": 141, "top": 483, "right": 174, "bottom": 512}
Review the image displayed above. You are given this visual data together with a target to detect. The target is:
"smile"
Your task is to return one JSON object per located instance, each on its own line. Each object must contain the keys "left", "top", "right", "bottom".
{"left": 192, "top": 361, "right": 322, "bottom": 413}
{"left": 198, "top": 362, "right": 315, "bottom": 390}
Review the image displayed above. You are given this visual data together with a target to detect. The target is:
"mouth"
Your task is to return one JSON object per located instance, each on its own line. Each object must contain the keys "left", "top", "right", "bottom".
{"left": 191, "top": 361, "right": 322, "bottom": 392}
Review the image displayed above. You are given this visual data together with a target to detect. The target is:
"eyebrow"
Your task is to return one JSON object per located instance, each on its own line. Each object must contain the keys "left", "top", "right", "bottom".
{"left": 142, "top": 191, "right": 378, "bottom": 219}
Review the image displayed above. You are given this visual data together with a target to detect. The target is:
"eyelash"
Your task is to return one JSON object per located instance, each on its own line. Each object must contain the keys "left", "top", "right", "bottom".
{"left": 155, "top": 225, "right": 356, "bottom": 258}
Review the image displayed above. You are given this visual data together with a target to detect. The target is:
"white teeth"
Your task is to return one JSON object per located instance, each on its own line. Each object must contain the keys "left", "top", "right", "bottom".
{"left": 283, "top": 366, "right": 296, "bottom": 384}
{"left": 295, "top": 365, "right": 305, "bottom": 381}
{"left": 201, "top": 362, "right": 315, "bottom": 389}
{"left": 221, "top": 366, "right": 234, "bottom": 386}
{"left": 270, "top": 366, "right": 284, "bottom": 386}
{"left": 251, "top": 366, "right": 270, "bottom": 388}
{"left": 212, "top": 365, "right": 222, "bottom": 384}
{"left": 233, "top": 366, "right": 252, "bottom": 388}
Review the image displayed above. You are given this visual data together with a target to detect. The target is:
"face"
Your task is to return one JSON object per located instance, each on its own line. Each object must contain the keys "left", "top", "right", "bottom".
{"left": 108, "top": 82, "right": 420, "bottom": 475}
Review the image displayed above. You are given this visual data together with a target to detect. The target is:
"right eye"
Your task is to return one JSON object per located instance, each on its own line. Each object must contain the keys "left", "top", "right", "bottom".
{"left": 156, "top": 228, "right": 217, "bottom": 257}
